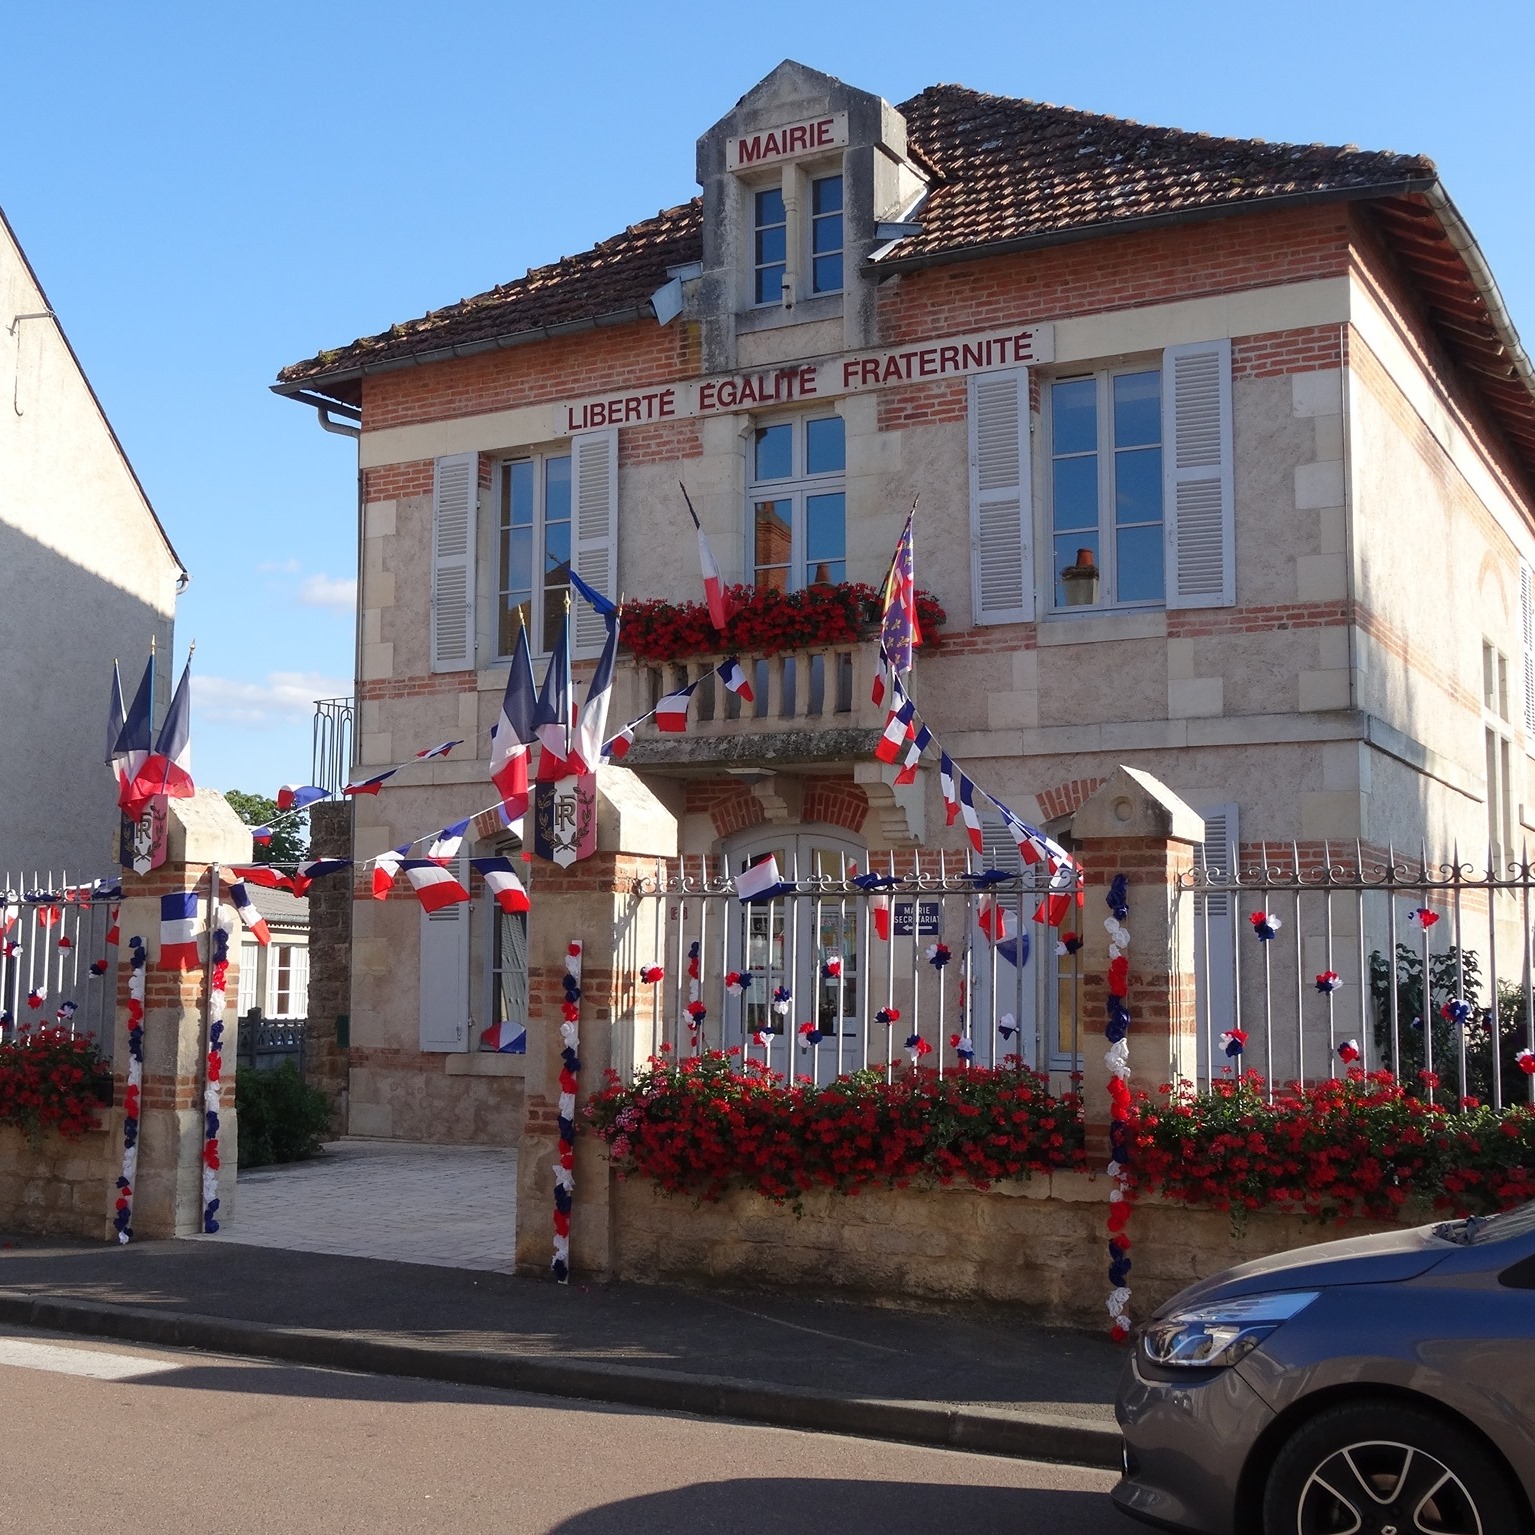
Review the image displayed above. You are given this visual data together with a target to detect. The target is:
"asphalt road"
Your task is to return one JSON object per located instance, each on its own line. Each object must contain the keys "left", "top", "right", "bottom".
{"left": 0, "top": 1326, "right": 1137, "bottom": 1535}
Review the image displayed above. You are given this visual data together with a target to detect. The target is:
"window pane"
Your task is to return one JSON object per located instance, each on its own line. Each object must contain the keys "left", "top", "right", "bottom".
{"left": 754, "top": 499, "right": 792, "bottom": 582}
{"left": 1115, "top": 524, "right": 1165, "bottom": 603}
{"left": 753, "top": 424, "right": 792, "bottom": 481}
{"left": 812, "top": 212, "right": 842, "bottom": 255}
{"left": 755, "top": 187, "right": 785, "bottom": 226}
{"left": 811, "top": 175, "right": 842, "bottom": 215}
{"left": 1113, "top": 370, "right": 1161, "bottom": 448}
{"left": 805, "top": 416, "right": 845, "bottom": 474}
{"left": 545, "top": 456, "right": 571, "bottom": 522}
{"left": 755, "top": 265, "right": 785, "bottom": 305}
{"left": 805, "top": 492, "right": 844, "bottom": 585}
{"left": 505, "top": 524, "right": 533, "bottom": 593}
{"left": 543, "top": 517, "right": 570, "bottom": 579}
{"left": 1052, "top": 455, "right": 1098, "bottom": 532}
{"left": 1053, "top": 531, "right": 1100, "bottom": 608}
{"left": 755, "top": 224, "right": 786, "bottom": 266}
{"left": 1115, "top": 446, "right": 1162, "bottom": 525}
{"left": 541, "top": 594, "right": 564, "bottom": 654}
{"left": 1052, "top": 377, "right": 1097, "bottom": 455}
{"left": 812, "top": 252, "right": 843, "bottom": 293}
{"left": 507, "top": 460, "right": 534, "bottom": 526}
{"left": 499, "top": 597, "right": 531, "bottom": 657}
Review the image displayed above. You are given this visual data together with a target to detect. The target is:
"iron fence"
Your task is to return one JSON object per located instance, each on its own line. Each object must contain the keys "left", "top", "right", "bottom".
{"left": 236, "top": 1011, "right": 307, "bottom": 1073}
{"left": 1183, "top": 842, "right": 1535, "bottom": 1108}
{"left": 629, "top": 849, "right": 1085, "bottom": 1086}
{"left": 0, "top": 874, "right": 120, "bottom": 1059}
{"left": 311, "top": 697, "right": 354, "bottom": 795}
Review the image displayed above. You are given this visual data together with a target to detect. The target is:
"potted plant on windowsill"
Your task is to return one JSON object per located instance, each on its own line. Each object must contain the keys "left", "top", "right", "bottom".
{"left": 1060, "top": 548, "right": 1100, "bottom": 607}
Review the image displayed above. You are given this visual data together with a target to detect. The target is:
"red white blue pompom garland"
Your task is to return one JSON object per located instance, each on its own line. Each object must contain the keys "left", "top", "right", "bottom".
{"left": 1103, "top": 874, "right": 1133, "bottom": 1343}
{"left": 553, "top": 940, "right": 581, "bottom": 1284}
{"left": 114, "top": 935, "right": 147, "bottom": 1243}
{"left": 202, "top": 913, "right": 233, "bottom": 1233}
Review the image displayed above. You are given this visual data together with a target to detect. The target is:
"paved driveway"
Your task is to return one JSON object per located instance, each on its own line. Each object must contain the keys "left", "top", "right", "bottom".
{"left": 196, "top": 1139, "right": 518, "bottom": 1272}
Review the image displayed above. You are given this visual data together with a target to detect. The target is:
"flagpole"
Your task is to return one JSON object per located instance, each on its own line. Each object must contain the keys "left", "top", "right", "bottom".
{"left": 679, "top": 482, "right": 701, "bottom": 530}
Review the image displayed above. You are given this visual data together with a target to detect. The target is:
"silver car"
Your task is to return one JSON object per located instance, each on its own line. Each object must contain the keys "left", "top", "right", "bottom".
{"left": 1113, "top": 1201, "right": 1535, "bottom": 1533}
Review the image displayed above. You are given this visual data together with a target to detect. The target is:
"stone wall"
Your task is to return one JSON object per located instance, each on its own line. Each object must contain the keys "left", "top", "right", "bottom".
{"left": 610, "top": 1171, "right": 1404, "bottom": 1326}
{"left": 306, "top": 800, "right": 353, "bottom": 1130}
{"left": 0, "top": 1123, "right": 119, "bottom": 1241}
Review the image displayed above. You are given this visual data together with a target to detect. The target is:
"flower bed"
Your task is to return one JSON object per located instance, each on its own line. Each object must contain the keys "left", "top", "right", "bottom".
{"left": 0, "top": 1026, "right": 107, "bottom": 1143}
{"left": 619, "top": 581, "right": 947, "bottom": 665}
{"left": 1128, "top": 1070, "right": 1535, "bottom": 1221}
{"left": 586, "top": 1051, "right": 1082, "bottom": 1201}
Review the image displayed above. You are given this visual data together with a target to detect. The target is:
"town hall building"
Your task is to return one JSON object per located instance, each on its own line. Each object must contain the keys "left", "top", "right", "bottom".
{"left": 277, "top": 62, "right": 1535, "bottom": 1143}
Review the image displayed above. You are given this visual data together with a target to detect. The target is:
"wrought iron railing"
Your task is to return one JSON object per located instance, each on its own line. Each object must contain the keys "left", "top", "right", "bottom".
{"left": 1182, "top": 841, "right": 1535, "bottom": 1108}
{"left": 311, "top": 697, "right": 354, "bottom": 795}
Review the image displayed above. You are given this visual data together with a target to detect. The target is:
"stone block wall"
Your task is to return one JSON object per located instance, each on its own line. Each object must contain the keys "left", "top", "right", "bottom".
{"left": 0, "top": 1123, "right": 119, "bottom": 1241}
{"left": 610, "top": 1171, "right": 1403, "bottom": 1326}
{"left": 306, "top": 800, "right": 353, "bottom": 1130}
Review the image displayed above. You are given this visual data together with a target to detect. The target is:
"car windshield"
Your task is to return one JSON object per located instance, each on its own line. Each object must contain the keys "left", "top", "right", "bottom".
{"left": 1433, "top": 1200, "right": 1535, "bottom": 1245}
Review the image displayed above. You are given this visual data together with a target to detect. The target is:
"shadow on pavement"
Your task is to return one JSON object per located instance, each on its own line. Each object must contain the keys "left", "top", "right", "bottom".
{"left": 540, "top": 1477, "right": 1133, "bottom": 1534}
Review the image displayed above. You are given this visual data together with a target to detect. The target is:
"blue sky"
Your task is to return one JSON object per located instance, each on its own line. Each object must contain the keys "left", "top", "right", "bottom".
{"left": 2, "top": 1, "right": 1531, "bottom": 794}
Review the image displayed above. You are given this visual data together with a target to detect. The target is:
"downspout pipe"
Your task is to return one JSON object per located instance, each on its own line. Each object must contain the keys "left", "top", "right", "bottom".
{"left": 285, "top": 388, "right": 362, "bottom": 440}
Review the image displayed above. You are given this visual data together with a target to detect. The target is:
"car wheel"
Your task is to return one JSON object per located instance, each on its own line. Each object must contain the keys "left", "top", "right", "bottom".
{"left": 1262, "top": 1401, "right": 1523, "bottom": 1535}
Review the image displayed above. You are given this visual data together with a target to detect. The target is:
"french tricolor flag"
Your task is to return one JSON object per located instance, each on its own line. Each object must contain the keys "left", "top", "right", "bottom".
{"left": 228, "top": 882, "right": 270, "bottom": 947}
{"left": 428, "top": 818, "right": 471, "bottom": 862}
{"left": 287, "top": 858, "right": 352, "bottom": 898}
{"left": 603, "top": 725, "right": 636, "bottom": 761}
{"left": 940, "top": 753, "right": 959, "bottom": 826}
{"left": 127, "top": 657, "right": 194, "bottom": 813}
{"left": 277, "top": 785, "right": 327, "bottom": 812}
{"left": 957, "top": 774, "right": 985, "bottom": 854}
{"left": 479, "top": 1020, "right": 526, "bottom": 1054}
{"left": 228, "top": 864, "right": 292, "bottom": 892}
{"left": 716, "top": 656, "right": 755, "bottom": 704}
{"left": 159, "top": 892, "right": 203, "bottom": 971}
{"left": 415, "top": 740, "right": 461, "bottom": 759}
{"left": 471, "top": 857, "right": 531, "bottom": 914}
{"left": 343, "top": 768, "right": 397, "bottom": 797}
{"left": 655, "top": 682, "right": 698, "bottom": 733}
{"left": 736, "top": 854, "right": 791, "bottom": 904}
{"left": 490, "top": 623, "right": 537, "bottom": 820}
{"left": 874, "top": 699, "right": 916, "bottom": 764}
{"left": 893, "top": 722, "right": 932, "bottom": 786}
{"left": 402, "top": 860, "right": 469, "bottom": 913}
{"left": 372, "top": 846, "right": 409, "bottom": 900}
{"left": 697, "top": 525, "right": 737, "bottom": 631}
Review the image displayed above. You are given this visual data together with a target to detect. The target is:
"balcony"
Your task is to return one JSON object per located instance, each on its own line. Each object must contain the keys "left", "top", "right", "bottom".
{"left": 613, "top": 641, "right": 890, "bottom": 769}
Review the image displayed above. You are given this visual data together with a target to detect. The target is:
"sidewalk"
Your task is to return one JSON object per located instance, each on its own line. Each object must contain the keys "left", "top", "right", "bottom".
{"left": 0, "top": 1145, "right": 1126, "bottom": 1468}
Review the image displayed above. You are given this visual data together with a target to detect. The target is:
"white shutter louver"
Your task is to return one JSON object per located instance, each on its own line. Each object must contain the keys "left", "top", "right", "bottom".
{"left": 1163, "top": 340, "right": 1235, "bottom": 609}
{"left": 1521, "top": 563, "right": 1535, "bottom": 736}
{"left": 1194, "top": 802, "right": 1238, "bottom": 1076}
{"left": 968, "top": 369, "right": 1034, "bottom": 625}
{"left": 979, "top": 816, "right": 1024, "bottom": 874}
{"left": 420, "top": 855, "right": 471, "bottom": 1052}
{"left": 570, "top": 428, "right": 619, "bottom": 658}
{"left": 430, "top": 453, "right": 478, "bottom": 672}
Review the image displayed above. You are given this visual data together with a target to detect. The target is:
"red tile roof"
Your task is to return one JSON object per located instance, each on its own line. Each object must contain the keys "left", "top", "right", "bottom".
{"left": 278, "top": 84, "right": 1535, "bottom": 489}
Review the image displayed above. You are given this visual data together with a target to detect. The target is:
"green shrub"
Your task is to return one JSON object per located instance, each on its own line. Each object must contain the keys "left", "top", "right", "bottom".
{"left": 236, "top": 1062, "right": 331, "bottom": 1169}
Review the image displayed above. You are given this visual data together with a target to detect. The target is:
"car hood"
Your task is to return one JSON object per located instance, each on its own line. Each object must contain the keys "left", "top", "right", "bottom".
{"left": 1154, "top": 1223, "right": 1453, "bottom": 1315}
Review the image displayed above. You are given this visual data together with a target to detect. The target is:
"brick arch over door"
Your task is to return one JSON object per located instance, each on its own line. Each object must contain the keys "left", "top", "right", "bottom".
{"left": 801, "top": 778, "right": 868, "bottom": 835}
{"left": 686, "top": 776, "right": 869, "bottom": 842}
{"left": 1035, "top": 776, "right": 1107, "bottom": 823}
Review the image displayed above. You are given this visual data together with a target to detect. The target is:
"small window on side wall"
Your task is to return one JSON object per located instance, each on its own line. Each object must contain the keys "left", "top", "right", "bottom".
{"left": 810, "top": 174, "right": 843, "bottom": 294}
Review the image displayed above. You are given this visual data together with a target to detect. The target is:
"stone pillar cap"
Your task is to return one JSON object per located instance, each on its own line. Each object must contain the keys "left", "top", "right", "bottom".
{"left": 1072, "top": 766, "right": 1204, "bottom": 846}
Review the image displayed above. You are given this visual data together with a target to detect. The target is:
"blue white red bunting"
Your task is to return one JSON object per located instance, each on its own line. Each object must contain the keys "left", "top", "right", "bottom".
{"left": 553, "top": 940, "right": 582, "bottom": 1283}
{"left": 202, "top": 911, "right": 234, "bottom": 1233}
{"left": 1104, "top": 872, "right": 1134, "bottom": 1342}
{"left": 115, "top": 935, "right": 147, "bottom": 1243}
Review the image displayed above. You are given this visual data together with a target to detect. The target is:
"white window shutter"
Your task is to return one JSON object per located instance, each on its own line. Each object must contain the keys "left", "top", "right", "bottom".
{"left": 570, "top": 428, "right": 618, "bottom": 658}
{"left": 1522, "top": 562, "right": 1535, "bottom": 736}
{"left": 1193, "top": 802, "right": 1238, "bottom": 1078}
{"left": 1163, "top": 341, "right": 1235, "bottom": 609}
{"left": 237, "top": 942, "right": 259, "bottom": 1015}
{"left": 431, "top": 453, "right": 478, "bottom": 672}
{"left": 968, "top": 369, "right": 1034, "bottom": 625}
{"left": 420, "top": 856, "right": 471, "bottom": 1052}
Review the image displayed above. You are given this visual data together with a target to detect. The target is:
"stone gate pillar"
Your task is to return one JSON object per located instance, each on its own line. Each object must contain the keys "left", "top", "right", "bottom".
{"left": 116, "top": 790, "right": 252, "bottom": 1238}
{"left": 1071, "top": 767, "right": 1203, "bottom": 1160}
{"left": 513, "top": 770, "right": 678, "bottom": 1278}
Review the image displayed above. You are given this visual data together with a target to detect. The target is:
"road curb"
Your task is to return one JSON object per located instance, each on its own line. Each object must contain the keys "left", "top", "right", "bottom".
{"left": 0, "top": 1288, "right": 1121, "bottom": 1469}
